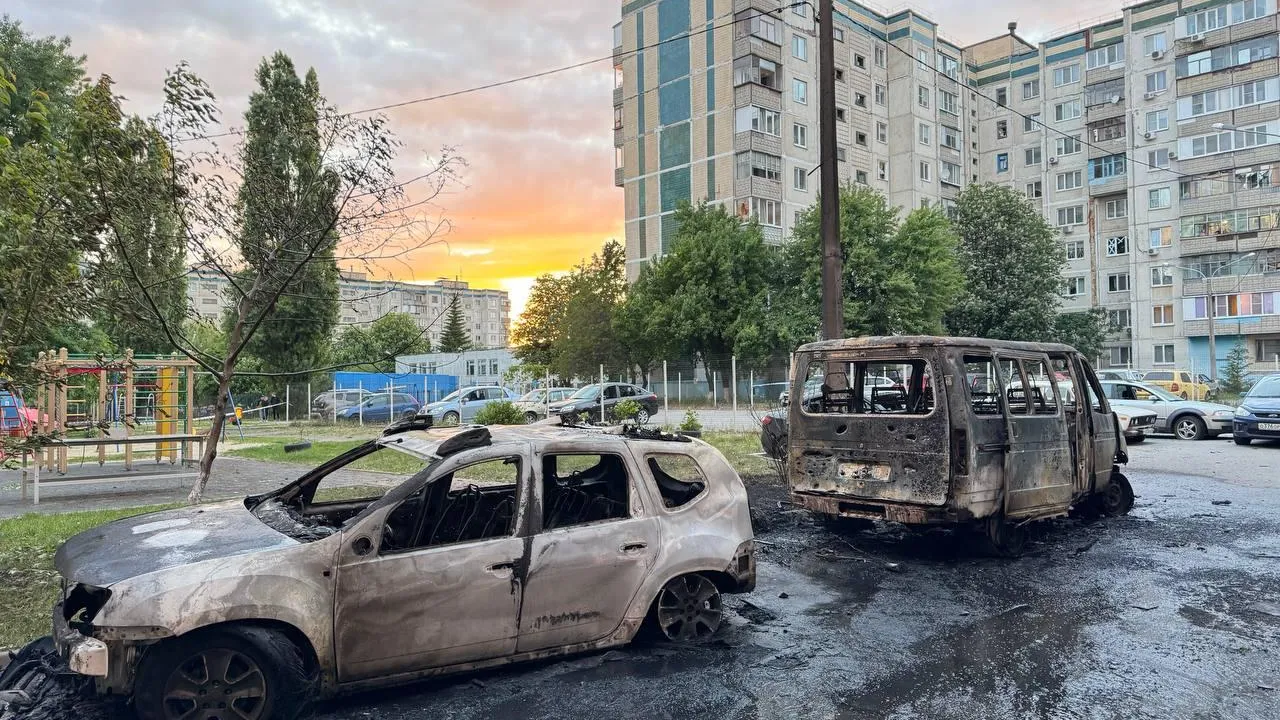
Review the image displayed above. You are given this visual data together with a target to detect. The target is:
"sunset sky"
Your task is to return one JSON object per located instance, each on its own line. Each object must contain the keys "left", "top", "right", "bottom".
{"left": 11, "top": 0, "right": 1124, "bottom": 319}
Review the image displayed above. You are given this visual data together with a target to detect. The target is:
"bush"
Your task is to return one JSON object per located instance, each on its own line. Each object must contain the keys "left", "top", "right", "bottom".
{"left": 613, "top": 399, "right": 642, "bottom": 421}
{"left": 473, "top": 401, "right": 526, "bottom": 426}
{"left": 678, "top": 409, "right": 702, "bottom": 432}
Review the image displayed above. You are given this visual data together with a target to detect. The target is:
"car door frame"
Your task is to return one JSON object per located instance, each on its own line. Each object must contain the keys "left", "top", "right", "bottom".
{"left": 992, "top": 350, "right": 1075, "bottom": 518}
{"left": 332, "top": 444, "right": 533, "bottom": 683}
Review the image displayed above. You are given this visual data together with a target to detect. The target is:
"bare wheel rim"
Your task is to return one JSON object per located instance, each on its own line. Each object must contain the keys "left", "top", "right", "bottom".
{"left": 656, "top": 575, "right": 722, "bottom": 641}
{"left": 1175, "top": 418, "right": 1199, "bottom": 440}
{"left": 162, "top": 647, "right": 267, "bottom": 720}
{"left": 636, "top": 408, "right": 650, "bottom": 424}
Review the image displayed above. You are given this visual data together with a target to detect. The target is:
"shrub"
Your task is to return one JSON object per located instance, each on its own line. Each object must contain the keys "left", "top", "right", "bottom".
{"left": 473, "top": 401, "right": 526, "bottom": 426}
{"left": 678, "top": 409, "right": 702, "bottom": 432}
{"left": 613, "top": 399, "right": 642, "bottom": 421}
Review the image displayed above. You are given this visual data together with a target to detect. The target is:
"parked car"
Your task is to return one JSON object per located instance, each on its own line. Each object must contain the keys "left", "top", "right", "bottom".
{"left": 1113, "top": 406, "right": 1158, "bottom": 443}
{"left": 336, "top": 392, "right": 421, "bottom": 423}
{"left": 548, "top": 383, "right": 660, "bottom": 424}
{"left": 1196, "top": 373, "right": 1222, "bottom": 398}
{"left": 419, "top": 386, "right": 519, "bottom": 425}
{"left": 1141, "top": 370, "right": 1213, "bottom": 400}
{"left": 1100, "top": 380, "right": 1236, "bottom": 440}
{"left": 1243, "top": 371, "right": 1280, "bottom": 391}
{"left": 1098, "top": 369, "right": 1145, "bottom": 383}
{"left": 25, "top": 422, "right": 755, "bottom": 719}
{"left": 311, "top": 388, "right": 371, "bottom": 419}
{"left": 512, "top": 387, "right": 577, "bottom": 423}
{"left": 1233, "top": 376, "right": 1280, "bottom": 445}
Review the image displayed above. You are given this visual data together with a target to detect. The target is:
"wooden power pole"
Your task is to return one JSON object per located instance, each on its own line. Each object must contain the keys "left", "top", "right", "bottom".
{"left": 818, "top": 0, "right": 843, "bottom": 340}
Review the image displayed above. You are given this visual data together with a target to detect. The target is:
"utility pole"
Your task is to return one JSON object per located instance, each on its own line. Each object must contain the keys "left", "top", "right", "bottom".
{"left": 818, "top": 0, "right": 842, "bottom": 340}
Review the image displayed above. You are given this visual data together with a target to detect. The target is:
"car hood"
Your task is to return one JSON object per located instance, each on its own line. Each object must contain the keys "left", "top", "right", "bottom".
{"left": 54, "top": 501, "right": 299, "bottom": 588}
{"left": 1111, "top": 404, "right": 1157, "bottom": 419}
{"left": 1242, "top": 397, "right": 1280, "bottom": 413}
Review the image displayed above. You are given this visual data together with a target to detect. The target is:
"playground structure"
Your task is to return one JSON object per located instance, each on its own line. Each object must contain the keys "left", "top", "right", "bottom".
{"left": 28, "top": 348, "right": 203, "bottom": 475}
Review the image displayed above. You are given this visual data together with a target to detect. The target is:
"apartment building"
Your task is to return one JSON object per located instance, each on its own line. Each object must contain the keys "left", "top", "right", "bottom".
{"left": 188, "top": 271, "right": 511, "bottom": 349}
{"left": 614, "top": 0, "right": 1280, "bottom": 372}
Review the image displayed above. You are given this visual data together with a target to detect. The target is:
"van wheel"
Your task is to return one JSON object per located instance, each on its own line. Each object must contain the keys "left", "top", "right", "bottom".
{"left": 1099, "top": 471, "right": 1135, "bottom": 517}
{"left": 1173, "top": 416, "right": 1206, "bottom": 441}
{"left": 653, "top": 574, "right": 723, "bottom": 642}
{"left": 133, "top": 626, "right": 312, "bottom": 720}
{"left": 984, "top": 515, "right": 1027, "bottom": 557}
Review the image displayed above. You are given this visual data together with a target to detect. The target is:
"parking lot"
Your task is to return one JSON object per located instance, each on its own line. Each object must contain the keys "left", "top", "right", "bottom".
{"left": 303, "top": 435, "right": 1280, "bottom": 720}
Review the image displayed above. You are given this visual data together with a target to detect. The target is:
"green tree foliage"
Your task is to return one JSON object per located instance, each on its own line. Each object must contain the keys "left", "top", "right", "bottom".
{"left": 473, "top": 400, "right": 526, "bottom": 426}
{"left": 331, "top": 313, "right": 430, "bottom": 372}
{"left": 779, "top": 185, "right": 964, "bottom": 341}
{"left": 437, "top": 296, "right": 472, "bottom": 353}
{"left": 554, "top": 240, "right": 628, "bottom": 380}
{"left": 1221, "top": 340, "right": 1250, "bottom": 396}
{"left": 0, "top": 17, "right": 85, "bottom": 145}
{"left": 622, "top": 203, "right": 779, "bottom": 390}
{"left": 510, "top": 273, "right": 570, "bottom": 366}
{"left": 945, "top": 183, "right": 1104, "bottom": 348}
{"left": 237, "top": 53, "right": 340, "bottom": 385}
{"left": 1052, "top": 309, "right": 1109, "bottom": 361}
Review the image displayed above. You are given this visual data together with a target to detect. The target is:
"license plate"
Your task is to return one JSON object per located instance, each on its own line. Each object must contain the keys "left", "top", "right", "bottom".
{"left": 1259, "top": 423, "right": 1280, "bottom": 431}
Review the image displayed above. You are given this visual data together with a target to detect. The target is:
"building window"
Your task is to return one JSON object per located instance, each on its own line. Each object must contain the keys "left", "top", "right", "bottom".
{"left": 749, "top": 197, "right": 781, "bottom": 226}
{"left": 614, "top": 106, "right": 622, "bottom": 130}
{"left": 1027, "top": 181, "right": 1044, "bottom": 199}
{"left": 836, "top": 68, "right": 845, "bottom": 82}
{"left": 834, "top": 26, "right": 844, "bottom": 41}
{"left": 736, "top": 151, "right": 782, "bottom": 181}
{"left": 1151, "top": 266, "right": 1174, "bottom": 287}
{"left": 854, "top": 53, "right": 866, "bottom": 69}
{"left": 1146, "top": 110, "right": 1169, "bottom": 133}
{"left": 1177, "top": 35, "right": 1279, "bottom": 79}
{"left": 1053, "top": 64, "right": 1080, "bottom": 87}
{"left": 875, "top": 84, "right": 887, "bottom": 105}
{"left": 794, "top": 166, "right": 808, "bottom": 191}
{"left": 1187, "top": 124, "right": 1272, "bottom": 158}
{"left": 793, "top": 3, "right": 807, "bottom": 16}
{"left": 1085, "top": 77, "right": 1125, "bottom": 107}
{"left": 1023, "top": 113, "right": 1041, "bottom": 132}
{"left": 877, "top": 160, "right": 888, "bottom": 181}
{"left": 1066, "top": 239, "right": 1085, "bottom": 259}
{"left": 995, "top": 87, "right": 1008, "bottom": 106}
{"left": 614, "top": 146, "right": 624, "bottom": 170}
{"left": 1057, "top": 170, "right": 1083, "bottom": 191}
{"left": 1154, "top": 344, "right": 1175, "bottom": 365}
{"left": 855, "top": 170, "right": 868, "bottom": 184}
{"left": 1089, "top": 154, "right": 1127, "bottom": 182}
{"left": 1183, "top": 0, "right": 1267, "bottom": 36}
{"left": 855, "top": 131, "right": 868, "bottom": 146}
{"left": 1026, "top": 147, "right": 1042, "bottom": 165}
{"left": 1106, "top": 197, "right": 1128, "bottom": 219}
{"left": 793, "top": 122, "right": 808, "bottom": 148}
{"left": 1064, "top": 276, "right": 1086, "bottom": 297}
{"left": 996, "top": 120, "right": 1008, "bottom": 139}
{"left": 614, "top": 64, "right": 624, "bottom": 90}
{"left": 1058, "top": 205, "right": 1085, "bottom": 226}
{"left": 938, "top": 53, "right": 960, "bottom": 79}
{"left": 918, "top": 49, "right": 930, "bottom": 71}
{"left": 1184, "top": 79, "right": 1275, "bottom": 119}
{"left": 737, "top": 12, "right": 780, "bottom": 44}
{"left": 919, "top": 161, "right": 932, "bottom": 182}
{"left": 918, "top": 85, "right": 930, "bottom": 108}
{"left": 837, "top": 107, "right": 848, "bottom": 121}
{"left": 1055, "top": 99, "right": 1082, "bottom": 122}
{"left": 1180, "top": 204, "right": 1280, "bottom": 237}
{"left": 837, "top": 147, "right": 847, "bottom": 162}
{"left": 1106, "top": 235, "right": 1129, "bottom": 256}
{"left": 876, "top": 121, "right": 887, "bottom": 143}
{"left": 1109, "top": 309, "right": 1131, "bottom": 330}
{"left": 1109, "top": 347, "right": 1133, "bottom": 367}
{"left": 792, "top": 35, "right": 807, "bottom": 60}
{"left": 733, "top": 55, "right": 779, "bottom": 88}
{"left": 1107, "top": 272, "right": 1131, "bottom": 292}
{"left": 919, "top": 123, "right": 931, "bottom": 145}
{"left": 1022, "top": 79, "right": 1040, "bottom": 100}
{"left": 735, "top": 106, "right": 781, "bottom": 136}
{"left": 1086, "top": 41, "right": 1125, "bottom": 70}
{"left": 1257, "top": 339, "right": 1280, "bottom": 362}
{"left": 875, "top": 44, "right": 886, "bottom": 67}
{"left": 1149, "top": 226, "right": 1173, "bottom": 249}
{"left": 1152, "top": 304, "right": 1175, "bottom": 326}
{"left": 793, "top": 78, "right": 808, "bottom": 104}
{"left": 941, "top": 161, "right": 962, "bottom": 186}
{"left": 1056, "top": 135, "right": 1082, "bottom": 155}
{"left": 1145, "top": 71, "right": 1167, "bottom": 94}
{"left": 996, "top": 153, "right": 1009, "bottom": 173}
{"left": 941, "top": 125, "right": 960, "bottom": 149}
{"left": 1089, "top": 116, "right": 1126, "bottom": 142}
{"left": 1143, "top": 32, "right": 1168, "bottom": 56}
{"left": 1149, "top": 187, "right": 1172, "bottom": 209}
{"left": 939, "top": 89, "right": 958, "bottom": 114}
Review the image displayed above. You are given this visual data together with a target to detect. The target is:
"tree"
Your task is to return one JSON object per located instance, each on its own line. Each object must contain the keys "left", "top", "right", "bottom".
{"left": 0, "top": 17, "right": 85, "bottom": 145}
{"left": 621, "top": 203, "right": 778, "bottom": 393}
{"left": 1222, "top": 340, "right": 1250, "bottom": 396}
{"left": 554, "top": 240, "right": 627, "bottom": 381}
{"left": 779, "top": 185, "right": 964, "bottom": 342}
{"left": 438, "top": 296, "right": 472, "bottom": 353}
{"left": 946, "top": 183, "right": 1080, "bottom": 344}
{"left": 1053, "top": 309, "right": 1109, "bottom": 361}
{"left": 332, "top": 312, "right": 430, "bottom": 372}
{"left": 510, "top": 273, "right": 570, "bottom": 366}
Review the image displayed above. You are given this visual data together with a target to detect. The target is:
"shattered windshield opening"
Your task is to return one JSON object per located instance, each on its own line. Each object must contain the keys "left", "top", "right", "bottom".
{"left": 250, "top": 444, "right": 432, "bottom": 542}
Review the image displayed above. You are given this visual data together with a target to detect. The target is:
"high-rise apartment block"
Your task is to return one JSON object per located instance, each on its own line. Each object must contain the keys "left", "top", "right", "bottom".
{"left": 614, "top": 0, "right": 1280, "bottom": 372}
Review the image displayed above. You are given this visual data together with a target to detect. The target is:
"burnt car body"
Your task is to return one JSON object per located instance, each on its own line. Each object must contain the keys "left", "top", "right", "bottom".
{"left": 39, "top": 422, "right": 754, "bottom": 719}
{"left": 786, "top": 336, "right": 1134, "bottom": 554}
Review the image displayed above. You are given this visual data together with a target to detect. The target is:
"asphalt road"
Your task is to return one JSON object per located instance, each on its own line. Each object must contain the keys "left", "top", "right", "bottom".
{"left": 313, "top": 436, "right": 1280, "bottom": 720}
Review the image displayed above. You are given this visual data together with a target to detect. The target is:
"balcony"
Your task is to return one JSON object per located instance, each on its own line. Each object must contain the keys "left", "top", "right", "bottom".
{"left": 734, "top": 35, "right": 781, "bottom": 64}
{"left": 614, "top": 86, "right": 623, "bottom": 107}
{"left": 1085, "top": 100, "right": 1126, "bottom": 123}
{"left": 1186, "top": 314, "right": 1280, "bottom": 337}
{"left": 733, "top": 130, "right": 783, "bottom": 155}
{"left": 734, "top": 0, "right": 782, "bottom": 13}
{"left": 733, "top": 82, "right": 782, "bottom": 111}
{"left": 1088, "top": 174, "right": 1128, "bottom": 196}
{"left": 615, "top": 167, "right": 624, "bottom": 188}
{"left": 1183, "top": 273, "right": 1280, "bottom": 297}
{"left": 733, "top": 175, "right": 782, "bottom": 201}
{"left": 1179, "top": 233, "right": 1244, "bottom": 256}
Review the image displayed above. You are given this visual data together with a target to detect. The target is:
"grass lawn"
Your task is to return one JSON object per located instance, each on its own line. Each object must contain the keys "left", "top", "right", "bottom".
{"left": 225, "top": 439, "right": 425, "bottom": 475}
{"left": 0, "top": 504, "right": 178, "bottom": 649}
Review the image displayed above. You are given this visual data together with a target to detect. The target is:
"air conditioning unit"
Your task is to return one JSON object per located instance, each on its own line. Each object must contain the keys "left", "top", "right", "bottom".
{"left": 1189, "top": 33, "right": 1205, "bottom": 43}
{"left": 1048, "top": 156, "right": 1060, "bottom": 165}
{"left": 1110, "top": 95, "right": 1122, "bottom": 104}
{"left": 1146, "top": 247, "right": 1160, "bottom": 256}
{"left": 1062, "top": 225, "right": 1075, "bottom": 234}
{"left": 1144, "top": 91, "right": 1159, "bottom": 100}
{"left": 1150, "top": 50, "right": 1166, "bottom": 60}
{"left": 1144, "top": 131, "right": 1156, "bottom": 140}
{"left": 1168, "top": 151, "right": 1178, "bottom": 159}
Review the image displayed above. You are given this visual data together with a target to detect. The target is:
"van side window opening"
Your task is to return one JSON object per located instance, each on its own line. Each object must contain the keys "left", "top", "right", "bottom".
{"left": 541, "top": 454, "right": 630, "bottom": 529}
{"left": 1048, "top": 356, "right": 1079, "bottom": 411}
{"left": 802, "top": 359, "right": 935, "bottom": 415}
{"left": 1021, "top": 358, "right": 1061, "bottom": 416}
{"left": 999, "top": 359, "right": 1030, "bottom": 415}
{"left": 964, "top": 356, "right": 1002, "bottom": 415}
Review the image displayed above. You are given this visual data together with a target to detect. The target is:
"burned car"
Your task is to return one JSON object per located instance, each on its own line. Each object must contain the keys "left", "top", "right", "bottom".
{"left": 787, "top": 336, "right": 1135, "bottom": 555}
{"left": 24, "top": 421, "right": 754, "bottom": 719}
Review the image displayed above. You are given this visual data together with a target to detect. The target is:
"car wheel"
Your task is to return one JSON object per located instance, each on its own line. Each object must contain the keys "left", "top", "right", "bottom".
{"left": 983, "top": 514, "right": 1027, "bottom": 557}
{"left": 133, "top": 626, "right": 312, "bottom": 720}
{"left": 635, "top": 408, "right": 650, "bottom": 425}
{"left": 653, "top": 573, "right": 723, "bottom": 642}
{"left": 442, "top": 411, "right": 460, "bottom": 426}
{"left": 1173, "top": 415, "right": 1206, "bottom": 441}
{"left": 1235, "top": 436, "right": 1253, "bottom": 446}
{"left": 1126, "top": 433, "right": 1145, "bottom": 444}
{"left": 1099, "top": 471, "right": 1135, "bottom": 517}
{"left": 524, "top": 411, "right": 538, "bottom": 424}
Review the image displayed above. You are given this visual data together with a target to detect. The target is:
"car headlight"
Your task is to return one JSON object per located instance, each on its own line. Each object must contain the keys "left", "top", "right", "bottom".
{"left": 1212, "top": 410, "right": 1233, "bottom": 418}
{"left": 1234, "top": 406, "right": 1250, "bottom": 418}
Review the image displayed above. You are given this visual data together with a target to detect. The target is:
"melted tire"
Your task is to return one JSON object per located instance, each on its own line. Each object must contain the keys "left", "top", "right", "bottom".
{"left": 0, "top": 637, "right": 114, "bottom": 720}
